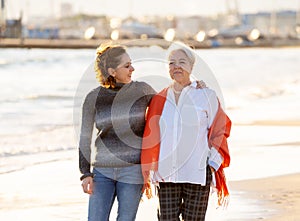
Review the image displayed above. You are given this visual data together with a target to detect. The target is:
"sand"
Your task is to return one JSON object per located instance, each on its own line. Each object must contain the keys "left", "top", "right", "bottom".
{"left": 229, "top": 173, "right": 300, "bottom": 221}
{"left": 1, "top": 148, "right": 299, "bottom": 221}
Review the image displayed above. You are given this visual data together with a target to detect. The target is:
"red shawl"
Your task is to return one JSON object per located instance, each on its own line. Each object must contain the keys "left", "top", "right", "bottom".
{"left": 141, "top": 87, "right": 231, "bottom": 206}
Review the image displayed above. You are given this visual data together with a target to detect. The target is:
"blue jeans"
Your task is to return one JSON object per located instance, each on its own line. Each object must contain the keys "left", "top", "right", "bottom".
{"left": 88, "top": 166, "right": 143, "bottom": 221}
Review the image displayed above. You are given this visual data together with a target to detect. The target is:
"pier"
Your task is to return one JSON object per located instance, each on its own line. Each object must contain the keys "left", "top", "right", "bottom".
{"left": 1, "top": 37, "right": 300, "bottom": 49}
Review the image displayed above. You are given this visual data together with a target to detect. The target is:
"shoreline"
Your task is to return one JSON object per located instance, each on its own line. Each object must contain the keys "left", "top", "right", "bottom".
{"left": 1, "top": 38, "right": 300, "bottom": 49}
{"left": 0, "top": 149, "right": 299, "bottom": 220}
{"left": 229, "top": 173, "right": 300, "bottom": 221}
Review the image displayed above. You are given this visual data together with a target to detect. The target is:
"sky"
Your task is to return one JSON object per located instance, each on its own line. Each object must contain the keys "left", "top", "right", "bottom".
{"left": 4, "top": 0, "right": 300, "bottom": 22}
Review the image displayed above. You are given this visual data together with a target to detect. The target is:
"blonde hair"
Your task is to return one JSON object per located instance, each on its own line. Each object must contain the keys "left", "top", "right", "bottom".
{"left": 94, "top": 43, "right": 126, "bottom": 88}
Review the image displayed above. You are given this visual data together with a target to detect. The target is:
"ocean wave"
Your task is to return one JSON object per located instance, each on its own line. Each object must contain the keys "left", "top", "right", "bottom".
{"left": 0, "top": 47, "right": 93, "bottom": 63}
{"left": 0, "top": 94, "right": 74, "bottom": 103}
{"left": 24, "top": 94, "right": 74, "bottom": 101}
{"left": 0, "top": 146, "right": 76, "bottom": 158}
{"left": 248, "top": 88, "right": 284, "bottom": 99}
{"left": 0, "top": 147, "right": 76, "bottom": 174}
{"left": 245, "top": 78, "right": 300, "bottom": 100}
{"left": 0, "top": 59, "right": 11, "bottom": 66}
{"left": 0, "top": 57, "right": 49, "bottom": 67}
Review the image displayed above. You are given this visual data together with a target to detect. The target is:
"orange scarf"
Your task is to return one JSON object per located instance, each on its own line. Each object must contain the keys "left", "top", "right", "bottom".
{"left": 141, "top": 87, "right": 231, "bottom": 206}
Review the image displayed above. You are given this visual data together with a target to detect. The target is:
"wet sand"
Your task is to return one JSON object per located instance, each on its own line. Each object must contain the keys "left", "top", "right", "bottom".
{"left": 1, "top": 148, "right": 299, "bottom": 220}
{"left": 229, "top": 173, "right": 300, "bottom": 221}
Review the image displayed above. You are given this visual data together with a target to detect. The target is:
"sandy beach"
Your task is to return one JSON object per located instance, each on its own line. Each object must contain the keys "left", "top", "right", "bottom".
{"left": 229, "top": 173, "right": 300, "bottom": 221}
{"left": 1, "top": 47, "right": 299, "bottom": 220}
{"left": 0, "top": 147, "right": 299, "bottom": 221}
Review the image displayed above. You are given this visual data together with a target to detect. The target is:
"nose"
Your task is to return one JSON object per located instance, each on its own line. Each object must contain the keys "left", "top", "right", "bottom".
{"left": 130, "top": 65, "right": 135, "bottom": 72}
{"left": 173, "top": 63, "right": 182, "bottom": 69}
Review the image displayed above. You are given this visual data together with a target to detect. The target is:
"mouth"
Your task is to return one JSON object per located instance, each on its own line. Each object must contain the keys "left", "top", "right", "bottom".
{"left": 173, "top": 71, "right": 183, "bottom": 75}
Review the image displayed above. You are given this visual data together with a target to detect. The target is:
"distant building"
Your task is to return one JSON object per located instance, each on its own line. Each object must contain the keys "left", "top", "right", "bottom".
{"left": 58, "top": 14, "right": 111, "bottom": 39}
{"left": 24, "top": 26, "right": 59, "bottom": 39}
{"left": 113, "top": 20, "right": 163, "bottom": 40}
{"left": 60, "top": 3, "right": 73, "bottom": 18}
{"left": 4, "top": 18, "right": 22, "bottom": 38}
{"left": 173, "top": 16, "right": 206, "bottom": 40}
{"left": 243, "top": 11, "right": 298, "bottom": 38}
{"left": 0, "top": 0, "right": 5, "bottom": 36}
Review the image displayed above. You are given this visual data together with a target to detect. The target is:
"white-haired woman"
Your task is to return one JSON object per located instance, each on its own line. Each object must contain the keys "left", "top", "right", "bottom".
{"left": 141, "top": 46, "right": 231, "bottom": 221}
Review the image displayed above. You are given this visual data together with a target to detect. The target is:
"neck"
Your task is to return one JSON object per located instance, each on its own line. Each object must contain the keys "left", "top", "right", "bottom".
{"left": 172, "top": 81, "right": 191, "bottom": 95}
{"left": 116, "top": 80, "right": 132, "bottom": 84}
{"left": 173, "top": 81, "right": 191, "bottom": 90}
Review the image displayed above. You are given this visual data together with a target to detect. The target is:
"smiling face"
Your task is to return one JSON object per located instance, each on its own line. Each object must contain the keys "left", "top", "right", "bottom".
{"left": 109, "top": 53, "right": 135, "bottom": 84}
{"left": 168, "top": 49, "right": 194, "bottom": 85}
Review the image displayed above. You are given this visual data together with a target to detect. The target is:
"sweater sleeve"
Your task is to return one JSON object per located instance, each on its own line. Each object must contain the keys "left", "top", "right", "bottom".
{"left": 140, "top": 81, "right": 157, "bottom": 104}
{"left": 78, "top": 88, "right": 98, "bottom": 176}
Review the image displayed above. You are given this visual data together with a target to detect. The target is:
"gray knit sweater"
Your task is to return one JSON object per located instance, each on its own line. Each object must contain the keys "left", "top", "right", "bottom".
{"left": 79, "top": 81, "right": 156, "bottom": 176}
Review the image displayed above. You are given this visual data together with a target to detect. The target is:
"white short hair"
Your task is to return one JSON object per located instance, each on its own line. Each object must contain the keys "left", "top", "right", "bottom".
{"left": 167, "top": 42, "right": 196, "bottom": 66}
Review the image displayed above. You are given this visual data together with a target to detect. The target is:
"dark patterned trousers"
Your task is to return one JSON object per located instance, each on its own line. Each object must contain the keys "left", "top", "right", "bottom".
{"left": 157, "top": 166, "right": 212, "bottom": 221}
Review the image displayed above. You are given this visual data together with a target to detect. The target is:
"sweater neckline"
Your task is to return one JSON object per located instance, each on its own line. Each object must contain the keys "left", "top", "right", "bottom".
{"left": 108, "top": 81, "right": 133, "bottom": 92}
{"left": 108, "top": 82, "right": 125, "bottom": 91}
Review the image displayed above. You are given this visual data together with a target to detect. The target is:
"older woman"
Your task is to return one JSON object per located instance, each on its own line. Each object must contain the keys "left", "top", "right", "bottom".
{"left": 141, "top": 47, "right": 231, "bottom": 221}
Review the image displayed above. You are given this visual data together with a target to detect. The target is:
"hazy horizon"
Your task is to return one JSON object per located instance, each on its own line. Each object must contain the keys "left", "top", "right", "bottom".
{"left": 4, "top": 0, "right": 300, "bottom": 22}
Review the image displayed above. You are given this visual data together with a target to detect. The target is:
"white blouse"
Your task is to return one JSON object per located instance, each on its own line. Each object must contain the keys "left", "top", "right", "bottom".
{"left": 153, "top": 81, "right": 223, "bottom": 185}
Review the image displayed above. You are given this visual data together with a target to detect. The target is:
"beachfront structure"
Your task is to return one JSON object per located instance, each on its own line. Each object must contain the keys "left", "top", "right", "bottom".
{"left": 243, "top": 11, "right": 299, "bottom": 39}
{"left": 3, "top": 18, "right": 22, "bottom": 38}
{"left": 0, "top": 0, "right": 5, "bottom": 37}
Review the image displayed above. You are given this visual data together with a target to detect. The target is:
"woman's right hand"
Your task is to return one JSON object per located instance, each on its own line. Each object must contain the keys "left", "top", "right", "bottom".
{"left": 81, "top": 176, "right": 93, "bottom": 194}
{"left": 196, "top": 80, "right": 207, "bottom": 89}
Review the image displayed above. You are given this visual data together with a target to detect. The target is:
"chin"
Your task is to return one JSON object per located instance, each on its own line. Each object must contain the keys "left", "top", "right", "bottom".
{"left": 174, "top": 77, "right": 184, "bottom": 82}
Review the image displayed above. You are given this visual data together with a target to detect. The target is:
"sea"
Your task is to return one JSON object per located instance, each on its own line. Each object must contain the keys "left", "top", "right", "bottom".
{"left": 0, "top": 46, "right": 299, "bottom": 220}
